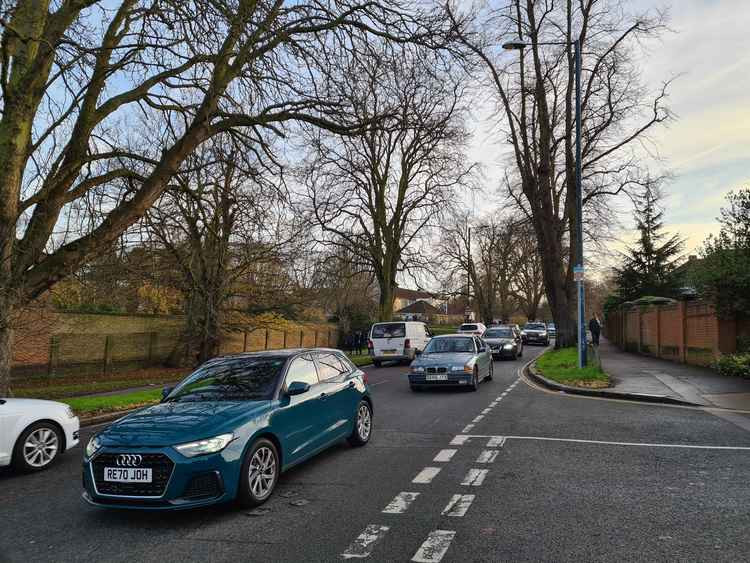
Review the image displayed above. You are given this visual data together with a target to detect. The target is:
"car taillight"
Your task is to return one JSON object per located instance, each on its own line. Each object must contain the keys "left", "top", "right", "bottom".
{"left": 404, "top": 339, "right": 411, "bottom": 349}
{"left": 368, "top": 339, "right": 373, "bottom": 349}
{"left": 362, "top": 372, "right": 369, "bottom": 384}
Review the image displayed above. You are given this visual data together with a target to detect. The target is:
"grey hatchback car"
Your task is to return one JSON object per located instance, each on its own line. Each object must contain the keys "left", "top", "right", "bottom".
{"left": 483, "top": 326, "right": 523, "bottom": 360}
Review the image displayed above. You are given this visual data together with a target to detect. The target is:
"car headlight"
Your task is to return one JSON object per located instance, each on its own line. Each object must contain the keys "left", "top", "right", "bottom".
{"left": 65, "top": 406, "right": 76, "bottom": 419}
{"left": 85, "top": 435, "right": 101, "bottom": 458}
{"left": 451, "top": 365, "right": 473, "bottom": 373}
{"left": 175, "top": 433, "right": 235, "bottom": 458}
{"left": 411, "top": 366, "right": 425, "bottom": 373}
{"left": 503, "top": 344, "right": 513, "bottom": 350}
{"left": 521, "top": 331, "right": 527, "bottom": 336}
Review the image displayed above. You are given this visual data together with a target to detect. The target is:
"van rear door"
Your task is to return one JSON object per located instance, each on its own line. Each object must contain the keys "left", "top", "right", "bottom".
{"left": 371, "top": 322, "right": 406, "bottom": 357}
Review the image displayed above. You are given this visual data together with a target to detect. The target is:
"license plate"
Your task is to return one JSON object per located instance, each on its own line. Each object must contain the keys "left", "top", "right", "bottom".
{"left": 382, "top": 350, "right": 397, "bottom": 355}
{"left": 103, "top": 467, "right": 152, "bottom": 483}
{"left": 426, "top": 374, "right": 448, "bottom": 381}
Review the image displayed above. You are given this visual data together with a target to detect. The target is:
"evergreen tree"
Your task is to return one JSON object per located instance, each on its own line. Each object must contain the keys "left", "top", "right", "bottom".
{"left": 614, "top": 188, "right": 685, "bottom": 302}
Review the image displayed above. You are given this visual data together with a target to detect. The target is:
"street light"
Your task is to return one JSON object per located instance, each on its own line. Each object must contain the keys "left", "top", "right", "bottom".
{"left": 502, "top": 36, "right": 587, "bottom": 368}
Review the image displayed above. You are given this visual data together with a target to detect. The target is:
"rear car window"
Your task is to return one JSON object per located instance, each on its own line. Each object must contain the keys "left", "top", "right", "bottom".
{"left": 371, "top": 323, "right": 406, "bottom": 338}
{"left": 316, "top": 353, "right": 350, "bottom": 381}
{"left": 484, "top": 329, "right": 512, "bottom": 338}
{"left": 460, "top": 324, "right": 478, "bottom": 331}
{"left": 525, "top": 323, "right": 546, "bottom": 330}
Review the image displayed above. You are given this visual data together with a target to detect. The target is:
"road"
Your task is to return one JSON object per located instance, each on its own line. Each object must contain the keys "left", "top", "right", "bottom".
{"left": 2, "top": 347, "right": 750, "bottom": 562}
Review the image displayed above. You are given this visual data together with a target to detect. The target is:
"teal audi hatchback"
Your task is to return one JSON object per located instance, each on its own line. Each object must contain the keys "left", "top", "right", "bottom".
{"left": 81, "top": 349, "right": 372, "bottom": 510}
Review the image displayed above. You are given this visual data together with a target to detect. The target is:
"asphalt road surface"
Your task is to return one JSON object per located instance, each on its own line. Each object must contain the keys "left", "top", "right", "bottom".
{"left": 3, "top": 347, "right": 750, "bottom": 562}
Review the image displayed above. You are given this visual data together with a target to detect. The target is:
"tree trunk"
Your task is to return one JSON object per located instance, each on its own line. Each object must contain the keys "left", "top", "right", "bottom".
{"left": 378, "top": 282, "right": 394, "bottom": 322}
{"left": 0, "top": 302, "right": 12, "bottom": 397}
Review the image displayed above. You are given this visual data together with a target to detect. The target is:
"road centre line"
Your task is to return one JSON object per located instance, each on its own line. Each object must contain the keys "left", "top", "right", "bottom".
{"left": 476, "top": 449, "right": 499, "bottom": 463}
{"left": 413, "top": 467, "right": 441, "bottom": 484}
{"left": 433, "top": 449, "right": 457, "bottom": 462}
{"left": 382, "top": 492, "right": 420, "bottom": 514}
{"left": 472, "top": 415, "right": 484, "bottom": 423}
{"left": 341, "top": 524, "right": 390, "bottom": 559}
{"left": 454, "top": 434, "right": 750, "bottom": 451}
{"left": 411, "top": 530, "right": 456, "bottom": 562}
{"left": 461, "top": 468, "right": 489, "bottom": 486}
{"left": 481, "top": 408, "right": 491, "bottom": 414}
{"left": 462, "top": 424, "right": 475, "bottom": 433}
{"left": 441, "top": 494, "right": 475, "bottom": 517}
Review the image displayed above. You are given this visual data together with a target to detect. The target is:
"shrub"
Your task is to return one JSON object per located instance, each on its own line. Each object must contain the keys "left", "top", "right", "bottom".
{"left": 714, "top": 354, "right": 750, "bottom": 378}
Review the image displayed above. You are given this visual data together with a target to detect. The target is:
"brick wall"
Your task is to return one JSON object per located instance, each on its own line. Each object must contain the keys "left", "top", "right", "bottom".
{"left": 605, "top": 300, "right": 742, "bottom": 367}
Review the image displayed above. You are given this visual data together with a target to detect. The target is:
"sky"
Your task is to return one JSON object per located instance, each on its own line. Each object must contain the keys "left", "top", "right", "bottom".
{"left": 467, "top": 0, "right": 750, "bottom": 263}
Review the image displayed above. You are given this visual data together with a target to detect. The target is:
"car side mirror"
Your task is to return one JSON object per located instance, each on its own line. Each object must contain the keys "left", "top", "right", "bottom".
{"left": 287, "top": 381, "right": 310, "bottom": 396}
{"left": 415, "top": 349, "right": 422, "bottom": 356}
{"left": 161, "top": 386, "right": 173, "bottom": 402}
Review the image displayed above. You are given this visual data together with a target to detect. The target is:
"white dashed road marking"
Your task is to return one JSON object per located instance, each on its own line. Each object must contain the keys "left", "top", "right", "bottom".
{"left": 481, "top": 408, "right": 491, "bottom": 414}
{"left": 476, "top": 449, "right": 499, "bottom": 464}
{"left": 461, "top": 424, "right": 475, "bottom": 433}
{"left": 441, "top": 494, "right": 475, "bottom": 517}
{"left": 487, "top": 436, "right": 506, "bottom": 447}
{"left": 341, "top": 524, "right": 390, "bottom": 559}
{"left": 450, "top": 435, "right": 470, "bottom": 446}
{"left": 382, "top": 492, "right": 420, "bottom": 514}
{"left": 472, "top": 415, "right": 484, "bottom": 423}
{"left": 413, "top": 467, "right": 441, "bottom": 484}
{"left": 461, "top": 468, "right": 489, "bottom": 486}
{"left": 433, "top": 449, "right": 457, "bottom": 462}
{"left": 411, "top": 530, "right": 456, "bottom": 562}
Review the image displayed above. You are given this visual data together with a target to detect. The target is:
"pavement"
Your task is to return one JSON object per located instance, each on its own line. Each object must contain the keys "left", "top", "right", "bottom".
{"left": 2, "top": 345, "right": 750, "bottom": 562}
{"left": 598, "top": 339, "right": 750, "bottom": 410}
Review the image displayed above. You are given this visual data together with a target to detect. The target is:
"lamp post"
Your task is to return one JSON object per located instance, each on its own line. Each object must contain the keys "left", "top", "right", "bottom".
{"left": 503, "top": 37, "right": 587, "bottom": 367}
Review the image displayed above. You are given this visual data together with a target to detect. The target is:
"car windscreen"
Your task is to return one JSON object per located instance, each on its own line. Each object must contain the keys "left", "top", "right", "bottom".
{"left": 484, "top": 329, "right": 512, "bottom": 339}
{"left": 525, "top": 323, "right": 546, "bottom": 330}
{"left": 424, "top": 337, "right": 475, "bottom": 354}
{"left": 166, "top": 357, "right": 287, "bottom": 402}
{"left": 460, "top": 324, "right": 478, "bottom": 331}
{"left": 371, "top": 323, "right": 406, "bottom": 338}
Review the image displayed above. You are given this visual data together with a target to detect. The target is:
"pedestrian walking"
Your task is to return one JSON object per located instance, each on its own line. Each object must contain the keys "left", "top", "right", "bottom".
{"left": 589, "top": 315, "right": 601, "bottom": 346}
{"left": 355, "top": 331, "right": 364, "bottom": 355}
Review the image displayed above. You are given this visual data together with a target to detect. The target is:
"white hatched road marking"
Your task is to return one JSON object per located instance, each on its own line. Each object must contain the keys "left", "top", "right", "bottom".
{"left": 481, "top": 408, "right": 491, "bottom": 414}
{"left": 413, "top": 467, "right": 441, "bottom": 484}
{"left": 461, "top": 468, "right": 489, "bottom": 486}
{"left": 472, "top": 415, "right": 484, "bottom": 423}
{"left": 441, "top": 494, "right": 475, "bottom": 517}
{"left": 476, "top": 449, "right": 499, "bottom": 464}
{"left": 382, "top": 492, "right": 420, "bottom": 514}
{"left": 450, "top": 435, "right": 470, "bottom": 446}
{"left": 341, "top": 524, "right": 390, "bottom": 559}
{"left": 487, "top": 436, "right": 507, "bottom": 447}
{"left": 411, "top": 530, "right": 456, "bottom": 562}
{"left": 433, "top": 449, "right": 457, "bottom": 462}
{"left": 461, "top": 424, "right": 475, "bottom": 433}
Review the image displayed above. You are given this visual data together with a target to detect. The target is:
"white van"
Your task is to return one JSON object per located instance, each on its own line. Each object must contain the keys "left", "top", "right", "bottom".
{"left": 368, "top": 321, "right": 432, "bottom": 367}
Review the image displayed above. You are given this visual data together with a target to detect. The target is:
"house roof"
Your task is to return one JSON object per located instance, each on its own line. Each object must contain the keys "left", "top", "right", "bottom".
{"left": 394, "top": 286, "right": 435, "bottom": 300}
{"left": 396, "top": 300, "right": 442, "bottom": 315}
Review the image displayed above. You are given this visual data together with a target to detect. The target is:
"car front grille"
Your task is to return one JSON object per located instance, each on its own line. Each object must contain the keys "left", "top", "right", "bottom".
{"left": 426, "top": 367, "right": 448, "bottom": 374}
{"left": 91, "top": 453, "right": 174, "bottom": 497}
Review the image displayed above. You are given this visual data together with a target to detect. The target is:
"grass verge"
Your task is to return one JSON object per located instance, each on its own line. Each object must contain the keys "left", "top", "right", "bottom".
{"left": 62, "top": 389, "right": 162, "bottom": 415}
{"left": 535, "top": 346, "right": 610, "bottom": 388}
{"left": 345, "top": 353, "right": 373, "bottom": 367}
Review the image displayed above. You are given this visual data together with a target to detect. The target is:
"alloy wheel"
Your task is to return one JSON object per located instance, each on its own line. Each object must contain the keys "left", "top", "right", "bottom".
{"left": 23, "top": 427, "right": 59, "bottom": 468}
{"left": 248, "top": 446, "right": 277, "bottom": 499}
{"left": 357, "top": 403, "right": 372, "bottom": 441}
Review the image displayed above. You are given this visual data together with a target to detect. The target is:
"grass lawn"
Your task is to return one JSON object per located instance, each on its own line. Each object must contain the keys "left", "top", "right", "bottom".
{"left": 62, "top": 389, "right": 162, "bottom": 415}
{"left": 429, "top": 325, "right": 459, "bottom": 336}
{"left": 344, "top": 353, "right": 373, "bottom": 367}
{"left": 535, "top": 346, "right": 610, "bottom": 388}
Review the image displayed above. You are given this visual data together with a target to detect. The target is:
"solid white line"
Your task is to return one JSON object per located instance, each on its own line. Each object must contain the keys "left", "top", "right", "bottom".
{"left": 461, "top": 468, "right": 489, "bottom": 486}
{"left": 411, "top": 530, "right": 456, "bottom": 562}
{"left": 487, "top": 436, "right": 506, "bottom": 448}
{"left": 502, "top": 435, "right": 750, "bottom": 451}
{"left": 341, "top": 524, "right": 390, "bottom": 559}
{"left": 462, "top": 424, "right": 475, "bottom": 433}
{"left": 413, "top": 467, "right": 441, "bottom": 484}
{"left": 476, "top": 450, "right": 499, "bottom": 464}
{"left": 441, "top": 494, "right": 475, "bottom": 517}
{"left": 382, "top": 492, "right": 420, "bottom": 514}
{"left": 433, "top": 449, "right": 457, "bottom": 462}
{"left": 472, "top": 415, "right": 484, "bottom": 423}
{"left": 481, "top": 408, "right": 491, "bottom": 414}
{"left": 368, "top": 380, "right": 389, "bottom": 386}
{"left": 450, "top": 435, "right": 470, "bottom": 446}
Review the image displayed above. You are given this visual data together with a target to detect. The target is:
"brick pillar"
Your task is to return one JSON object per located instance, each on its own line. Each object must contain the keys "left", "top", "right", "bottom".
{"left": 147, "top": 332, "right": 157, "bottom": 364}
{"left": 264, "top": 329, "right": 269, "bottom": 350}
{"left": 636, "top": 308, "right": 642, "bottom": 353}
{"left": 656, "top": 307, "right": 662, "bottom": 358}
{"left": 678, "top": 301, "right": 687, "bottom": 363}
{"left": 243, "top": 330, "right": 248, "bottom": 352}
{"left": 299, "top": 330, "right": 303, "bottom": 347}
{"left": 314, "top": 330, "right": 318, "bottom": 347}
{"left": 48, "top": 335, "right": 60, "bottom": 377}
{"left": 283, "top": 331, "right": 288, "bottom": 348}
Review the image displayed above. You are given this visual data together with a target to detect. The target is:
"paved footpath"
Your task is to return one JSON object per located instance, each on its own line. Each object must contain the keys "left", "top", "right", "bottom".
{"left": 2, "top": 346, "right": 750, "bottom": 562}
{"left": 599, "top": 338, "right": 750, "bottom": 411}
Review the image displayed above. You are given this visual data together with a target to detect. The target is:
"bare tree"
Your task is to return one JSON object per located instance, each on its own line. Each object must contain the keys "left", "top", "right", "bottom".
{"left": 0, "top": 0, "right": 453, "bottom": 393}
{"left": 449, "top": 0, "right": 672, "bottom": 347}
{"left": 512, "top": 221, "right": 545, "bottom": 320}
{"left": 300, "top": 42, "right": 474, "bottom": 321}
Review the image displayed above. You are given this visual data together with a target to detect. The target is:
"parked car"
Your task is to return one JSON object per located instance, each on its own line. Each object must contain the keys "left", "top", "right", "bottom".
{"left": 456, "top": 322, "right": 487, "bottom": 336}
{"left": 1, "top": 398, "right": 80, "bottom": 472}
{"left": 81, "top": 349, "right": 372, "bottom": 510}
{"left": 521, "top": 322, "right": 550, "bottom": 345}
{"left": 368, "top": 321, "right": 432, "bottom": 367}
{"left": 547, "top": 323, "right": 557, "bottom": 338}
{"left": 482, "top": 326, "right": 523, "bottom": 360}
{"left": 408, "top": 334, "right": 493, "bottom": 391}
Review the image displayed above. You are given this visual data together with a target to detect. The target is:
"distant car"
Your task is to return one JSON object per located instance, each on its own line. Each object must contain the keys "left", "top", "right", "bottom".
{"left": 521, "top": 322, "right": 550, "bottom": 346}
{"left": 0, "top": 398, "right": 80, "bottom": 472}
{"left": 408, "top": 334, "right": 493, "bottom": 391}
{"left": 482, "top": 326, "right": 523, "bottom": 360}
{"left": 456, "top": 323, "right": 487, "bottom": 336}
{"left": 368, "top": 321, "right": 432, "bottom": 367}
{"left": 547, "top": 323, "right": 557, "bottom": 338}
{"left": 82, "top": 349, "right": 372, "bottom": 510}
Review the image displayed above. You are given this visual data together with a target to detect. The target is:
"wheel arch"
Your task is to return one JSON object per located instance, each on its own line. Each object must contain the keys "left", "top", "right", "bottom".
{"left": 12, "top": 418, "right": 67, "bottom": 463}
{"left": 248, "top": 430, "right": 283, "bottom": 470}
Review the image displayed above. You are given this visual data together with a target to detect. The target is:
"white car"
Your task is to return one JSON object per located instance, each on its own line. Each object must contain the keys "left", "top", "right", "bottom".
{"left": 0, "top": 398, "right": 80, "bottom": 471}
{"left": 457, "top": 323, "right": 487, "bottom": 336}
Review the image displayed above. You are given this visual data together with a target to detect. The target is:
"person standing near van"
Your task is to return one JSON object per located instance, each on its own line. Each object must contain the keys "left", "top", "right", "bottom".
{"left": 355, "top": 331, "right": 364, "bottom": 355}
